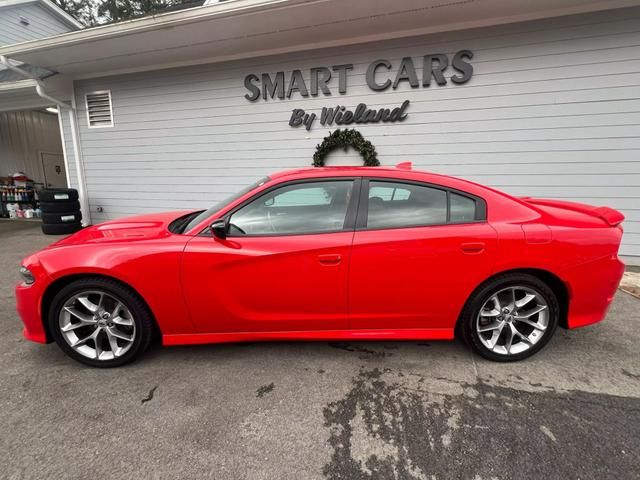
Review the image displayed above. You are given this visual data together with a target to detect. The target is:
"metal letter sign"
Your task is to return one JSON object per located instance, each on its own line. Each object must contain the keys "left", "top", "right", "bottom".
{"left": 243, "top": 50, "right": 473, "bottom": 130}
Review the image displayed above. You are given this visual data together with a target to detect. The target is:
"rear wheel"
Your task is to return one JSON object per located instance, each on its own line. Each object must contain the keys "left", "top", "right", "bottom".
{"left": 459, "top": 273, "right": 559, "bottom": 361}
{"left": 48, "top": 278, "right": 154, "bottom": 367}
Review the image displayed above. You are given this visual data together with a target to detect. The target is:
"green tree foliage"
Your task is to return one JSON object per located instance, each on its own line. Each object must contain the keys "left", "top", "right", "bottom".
{"left": 51, "top": 0, "right": 99, "bottom": 26}
{"left": 52, "top": 0, "right": 200, "bottom": 27}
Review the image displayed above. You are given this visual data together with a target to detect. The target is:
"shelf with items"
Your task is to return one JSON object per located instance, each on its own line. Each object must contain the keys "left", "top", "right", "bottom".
{"left": 0, "top": 186, "right": 36, "bottom": 203}
{"left": 0, "top": 186, "right": 39, "bottom": 219}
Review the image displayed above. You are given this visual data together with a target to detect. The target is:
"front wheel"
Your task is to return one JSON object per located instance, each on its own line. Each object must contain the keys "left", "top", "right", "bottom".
{"left": 48, "top": 278, "right": 154, "bottom": 367}
{"left": 459, "top": 273, "right": 559, "bottom": 362}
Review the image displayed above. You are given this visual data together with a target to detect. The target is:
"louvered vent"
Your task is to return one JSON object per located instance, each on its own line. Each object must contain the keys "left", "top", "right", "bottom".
{"left": 85, "top": 91, "right": 113, "bottom": 128}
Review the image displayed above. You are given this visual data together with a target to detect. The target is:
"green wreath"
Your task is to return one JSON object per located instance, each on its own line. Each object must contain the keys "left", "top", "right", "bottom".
{"left": 312, "top": 129, "right": 380, "bottom": 167}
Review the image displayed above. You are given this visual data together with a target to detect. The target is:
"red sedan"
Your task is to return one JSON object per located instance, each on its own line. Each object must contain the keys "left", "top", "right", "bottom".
{"left": 16, "top": 165, "right": 625, "bottom": 367}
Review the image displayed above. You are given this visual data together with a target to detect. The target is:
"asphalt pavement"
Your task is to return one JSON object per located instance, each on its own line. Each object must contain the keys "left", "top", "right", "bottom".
{"left": 0, "top": 220, "right": 639, "bottom": 480}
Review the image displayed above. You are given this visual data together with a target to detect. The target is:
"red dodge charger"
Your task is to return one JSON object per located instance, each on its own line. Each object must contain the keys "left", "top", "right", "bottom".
{"left": 16, "top": 165, "right": 625, "bottom": 367}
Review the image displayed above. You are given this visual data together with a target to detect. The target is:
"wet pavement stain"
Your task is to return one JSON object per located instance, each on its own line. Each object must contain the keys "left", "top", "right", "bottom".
{"left": 322, "top": 368, "right": 640, "bottom": 480}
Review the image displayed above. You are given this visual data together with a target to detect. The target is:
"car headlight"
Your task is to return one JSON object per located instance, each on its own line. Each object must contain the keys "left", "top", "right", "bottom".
{"left": 20, "top": 266, "right": 35, "bottom": 285}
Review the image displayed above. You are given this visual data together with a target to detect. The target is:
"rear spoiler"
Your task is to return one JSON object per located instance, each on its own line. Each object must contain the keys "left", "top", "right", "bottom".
{"left": 520, "top": 197, "right": 625, "bottom": 226}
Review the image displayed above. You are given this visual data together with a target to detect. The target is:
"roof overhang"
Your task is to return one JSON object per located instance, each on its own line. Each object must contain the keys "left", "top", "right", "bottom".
{"left": 0, "top": 75, "right": 72, "bottom": 112}
{"left": 0, "top": 0, "right": 639, "bottom": 80}
{"left": 0, "top": 79, "right": 44, "bottom": 112}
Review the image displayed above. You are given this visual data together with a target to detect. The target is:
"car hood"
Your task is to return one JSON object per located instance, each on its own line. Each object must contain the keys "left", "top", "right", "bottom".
{"left": 45, "top": 210, "right": 195, "bottom": 248}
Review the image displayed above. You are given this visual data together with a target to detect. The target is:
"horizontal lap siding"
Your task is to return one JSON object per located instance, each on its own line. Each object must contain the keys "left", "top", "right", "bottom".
{"left": 0, "top": 4, "right": 72, "bottom": 46}
{"left": 74, "top": 7, "right": 640, "bottom": 256}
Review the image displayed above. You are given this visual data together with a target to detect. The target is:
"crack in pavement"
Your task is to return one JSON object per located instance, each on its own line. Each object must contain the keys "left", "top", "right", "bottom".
{"left": 256, "top": 382, "right": 275, "bottom": 398}
{"left": 328, "top": 343, "right": 394, "bottom": 359}
{"left": 141, "top": 385, "right": 158, "bottom": 404}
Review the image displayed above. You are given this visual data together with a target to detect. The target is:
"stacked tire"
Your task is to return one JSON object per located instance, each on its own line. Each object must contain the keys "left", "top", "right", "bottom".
{"left": 39, "top": 188, "right": 83, "bottom": 235}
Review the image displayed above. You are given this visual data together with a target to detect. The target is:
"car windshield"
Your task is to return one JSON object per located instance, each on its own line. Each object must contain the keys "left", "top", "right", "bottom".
{"left": 182, "top": 177, "right": 270, "bottom": 233}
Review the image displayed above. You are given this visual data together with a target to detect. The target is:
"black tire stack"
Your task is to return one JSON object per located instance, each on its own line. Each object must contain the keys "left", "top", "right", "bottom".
{"left": 38, "top": 188, "right": 83, "bottom": 235}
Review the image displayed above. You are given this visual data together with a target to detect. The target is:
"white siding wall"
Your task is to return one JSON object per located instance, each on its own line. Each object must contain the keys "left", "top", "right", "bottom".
{"left": 0, "top": 109, "right": 63, "bottom": 184}
{"left": 0, "top": 3, "right": 73, "bottom": 46}
{"left": 71, "top": 7, "right": 640, "bottom": 257}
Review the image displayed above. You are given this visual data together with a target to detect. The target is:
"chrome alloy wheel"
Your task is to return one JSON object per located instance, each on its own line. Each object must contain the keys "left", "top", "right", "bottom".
{"left": 58, "top": 290, "right": 136, "bottom": 361}
{"left": 476, "top": 286, "right": 549, "bottom": 356}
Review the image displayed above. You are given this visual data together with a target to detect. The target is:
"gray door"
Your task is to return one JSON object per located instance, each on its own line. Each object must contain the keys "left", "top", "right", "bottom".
{"left": 41, "top": 153, "right": 67, "bottom": 188}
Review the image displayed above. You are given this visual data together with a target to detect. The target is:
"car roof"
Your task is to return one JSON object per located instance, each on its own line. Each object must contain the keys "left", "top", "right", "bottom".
{"left": 266, "top": 165, "right": 529, "bottom": 209}
{"left": 269, "top": 165, "right": 453, "bottom": 181}
{"left": 268, "top": 166, "right": 398, "bottom": 179}
{"left": 267, "top": 165, "right": 484, "bottom": 192}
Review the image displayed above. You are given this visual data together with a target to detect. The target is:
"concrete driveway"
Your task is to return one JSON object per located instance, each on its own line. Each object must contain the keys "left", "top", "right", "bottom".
{"left": 1, "top": 220, "right": 639, "bottom": 480}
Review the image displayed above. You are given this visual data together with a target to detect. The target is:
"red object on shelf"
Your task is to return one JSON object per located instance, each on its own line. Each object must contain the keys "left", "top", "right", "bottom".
{"left": 11, "top": 172, "right": 33, "bottom": 189}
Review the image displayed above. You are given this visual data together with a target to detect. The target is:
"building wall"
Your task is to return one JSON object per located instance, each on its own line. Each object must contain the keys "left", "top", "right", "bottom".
{"left": 71, "top": 7, "right": 640, "bottom": 257}
{"left": 0, "top": 109, "right": 63, "bottom": 184}
{"left": 0, "top": 2, "right": 73, "bottom": 46}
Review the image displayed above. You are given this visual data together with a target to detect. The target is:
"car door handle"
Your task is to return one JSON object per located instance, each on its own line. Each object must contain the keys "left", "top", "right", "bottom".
{"left": 318, "top": 254, "right": 342, "bottom": 265}
{"left": 461, "top": 242, "right": 485, "bottom": 254}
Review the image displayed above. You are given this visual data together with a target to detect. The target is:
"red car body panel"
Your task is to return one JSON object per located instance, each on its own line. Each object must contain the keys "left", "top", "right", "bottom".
{"left": 182, "top": 232, "right": 354, "bottom": 333}
{"left": 16, "top": 167, "right": 625, "bottom": 346}
{"left": 348, "top": 223, "right": 498, "bottom": 330}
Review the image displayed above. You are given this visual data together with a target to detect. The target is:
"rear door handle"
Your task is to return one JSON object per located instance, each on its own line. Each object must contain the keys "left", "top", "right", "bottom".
{"left": 461, "top": 242, "right": 485, "bottom": 254}
{"left": 318, "top": 253, "right": 342, "bottom": 265}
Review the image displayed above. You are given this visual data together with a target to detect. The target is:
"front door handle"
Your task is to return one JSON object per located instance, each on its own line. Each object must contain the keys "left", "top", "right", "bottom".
{"left": 318, "top": 253, "right": 342, "bottom": 265}
{"left": 461, "top": 242, "right": 485, "bottom": 254}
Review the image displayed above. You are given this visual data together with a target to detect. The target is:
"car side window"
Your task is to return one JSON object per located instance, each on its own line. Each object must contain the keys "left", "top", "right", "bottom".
{"left": 269, "top": 187, "right": 332, "bottom": 207}
{"left": 229, "top": 180, "right": 354, "bottom": 235}
{"left": 367, "top": 181, "right": 447, "bottom": 229}
{"left": 450, "top": 192, "right": 477, "bottom": 223}
{"left": 368, "top": 185, "right": 411, "bottom": 201}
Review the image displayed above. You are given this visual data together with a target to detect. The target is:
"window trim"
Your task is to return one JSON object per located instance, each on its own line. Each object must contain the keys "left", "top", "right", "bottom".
{"left": 356, "top": 177, "right": 487, "bottom": 232}
{"left": 210, "top": 177, "right": 362, "bottom": 238}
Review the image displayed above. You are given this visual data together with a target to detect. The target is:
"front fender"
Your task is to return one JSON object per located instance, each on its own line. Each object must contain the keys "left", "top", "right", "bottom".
{"left": 35, "top": 240, "right": 195, "bottom": 336}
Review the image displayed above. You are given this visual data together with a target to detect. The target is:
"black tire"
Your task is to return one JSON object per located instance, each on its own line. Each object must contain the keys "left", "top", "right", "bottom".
{"left": 40, "top": 200, "right": 80, "bottom": 213}
{"left": 42, "top": 211, "right": 82, "bottom": 224}
{"left": 48, "top": 277, "right": 154, "bottom": 368}
{"left": 41, "top": 222, "right": 82, "bottom": 235}
{"left": 38, "top": 188, "right": 79, "bottom": 203}
{"left": 459, "top": 273, "right": 559, "bottom": 362}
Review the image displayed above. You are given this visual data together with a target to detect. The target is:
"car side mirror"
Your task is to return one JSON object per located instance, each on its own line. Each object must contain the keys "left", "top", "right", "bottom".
{"left": 210, "top": 219, "right": 228, "bottom": 240}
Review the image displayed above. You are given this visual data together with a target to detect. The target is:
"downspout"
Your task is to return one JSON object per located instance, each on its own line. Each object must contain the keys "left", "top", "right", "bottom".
{"left": 0, "top": 55, "right": 91, "bottom": 226}
{"left": 56, "top": 108, "right": 72, "bottom": 188}
{"left": 68, "top": 92, "right": 90, "bottom": 226}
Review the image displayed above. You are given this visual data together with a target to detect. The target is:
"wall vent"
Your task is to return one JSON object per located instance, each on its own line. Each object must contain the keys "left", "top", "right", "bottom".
{"left": 85, "top": 91, "right": 113, "bottom": 128}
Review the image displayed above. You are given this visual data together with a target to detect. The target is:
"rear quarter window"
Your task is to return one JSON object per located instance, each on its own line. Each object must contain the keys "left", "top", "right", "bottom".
{"left": 450, "top": 192, "right": 477, "bottom": 223}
